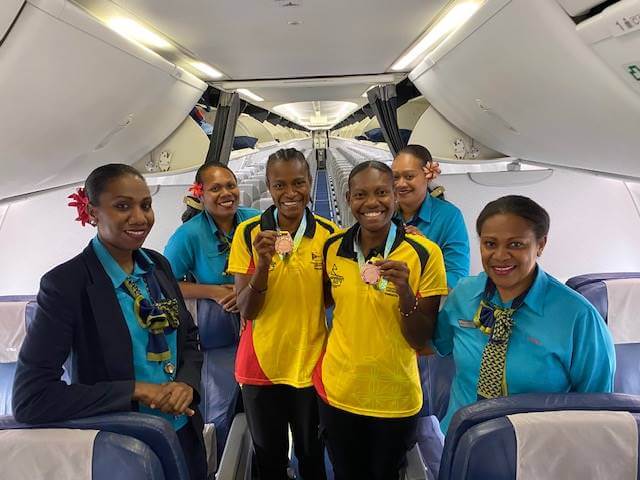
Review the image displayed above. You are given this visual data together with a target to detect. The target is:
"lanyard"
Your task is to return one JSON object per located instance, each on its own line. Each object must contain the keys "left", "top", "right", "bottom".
{"left": 273, "top": 208, "right": 307, "bottom": 259}
{"left": 354, "top": 222, "right": 396, "bottom": 291}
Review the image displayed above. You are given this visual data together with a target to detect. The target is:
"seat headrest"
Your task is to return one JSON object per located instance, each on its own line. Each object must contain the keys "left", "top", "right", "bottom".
{"left": 604, "top": 278, "right": 640, "bottom": 344}
{"left": 507, "top": 410, "right": 638, "bottom": 480}
{"left": 0, "top": 299, "right": 35, "bottom": 363}
{"left": 196, "top": 299, "right": 240, "bottom": 349}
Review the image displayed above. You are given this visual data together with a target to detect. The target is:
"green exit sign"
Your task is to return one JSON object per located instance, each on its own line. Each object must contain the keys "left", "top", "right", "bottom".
{"left": 627, "top": 64, "right": 640, "bottom": 82}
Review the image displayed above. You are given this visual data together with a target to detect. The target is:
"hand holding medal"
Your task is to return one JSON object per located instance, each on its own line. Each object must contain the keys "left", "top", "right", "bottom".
{"left": 375, "top": 259, "right": 410, "bottom": 292}
{"left": 254, "top": 230, "right": 277, "bottom": 267}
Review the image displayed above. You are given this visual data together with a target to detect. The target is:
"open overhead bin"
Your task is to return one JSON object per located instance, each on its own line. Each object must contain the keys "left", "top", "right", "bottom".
{"left": 0, "top": 0, "right": 206, "bottom": 200}
{"left": 409, "top": 0, "right": 640, "bottom": 178}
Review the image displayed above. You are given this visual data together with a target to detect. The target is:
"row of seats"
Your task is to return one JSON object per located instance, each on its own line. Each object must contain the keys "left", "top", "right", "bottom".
{"left": 327, "top": 145, "right": 391, "bottom": 227}
{"left": 325, "top": 142, "right": 392, "bottom": 228}
{"left": 235, "top": 148, "right": 315, "bottom": 211}
{"left": 1, "top": 276, "right": 638, "bottom": 477}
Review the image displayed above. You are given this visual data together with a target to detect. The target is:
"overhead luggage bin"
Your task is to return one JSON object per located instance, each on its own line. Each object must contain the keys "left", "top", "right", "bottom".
{"left": 0, "top": 0, "right": 206, "bottom": 200}
{"left": 577, "top": 0, "right": 640, "bottom": 96}
{"left": 409, "top": 0, "right": 640, "bottom": 178}
{"left": 557, "top": 0, "right": 606, "bottom": 16}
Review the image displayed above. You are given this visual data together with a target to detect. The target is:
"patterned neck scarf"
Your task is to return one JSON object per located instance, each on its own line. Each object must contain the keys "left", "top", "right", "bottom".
{"left": 474, "top": 269, "right": 536, "bottom": 400}
{"left": 122, "top": 272, "right": 180, "bottom": 362}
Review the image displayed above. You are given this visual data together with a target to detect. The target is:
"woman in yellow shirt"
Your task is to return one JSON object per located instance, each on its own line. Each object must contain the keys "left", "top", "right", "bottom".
{"left": 313, "top": 160, "right": 448, "bottom": 480}
{"left": 228, "top": 148, "right": 336, "bottom": 479}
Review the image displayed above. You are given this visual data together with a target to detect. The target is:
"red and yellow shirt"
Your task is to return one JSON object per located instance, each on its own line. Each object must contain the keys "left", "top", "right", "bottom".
{"left": 228, "top": 206, "right": 337, "bottom": 387}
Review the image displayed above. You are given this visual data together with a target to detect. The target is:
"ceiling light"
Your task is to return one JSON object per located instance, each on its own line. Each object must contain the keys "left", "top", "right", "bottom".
{"left": 237, "top": 89, "right": 264, "bottom": 102}
{"left": 191, "top": 62, "right": 224, "bottom": 79}
{"left": 107, "top": 18, "right": 172, "bottom": 49}
{"left": 288, "top": 20, "right": 303, "bottom": 26}
{"left": 391, "top": 1, "right": 481, "bottom": 71}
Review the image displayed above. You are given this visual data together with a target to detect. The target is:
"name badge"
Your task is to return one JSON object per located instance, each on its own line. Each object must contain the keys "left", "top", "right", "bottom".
{"left": 458, "top": 319, "right": 476, "bottom": 329}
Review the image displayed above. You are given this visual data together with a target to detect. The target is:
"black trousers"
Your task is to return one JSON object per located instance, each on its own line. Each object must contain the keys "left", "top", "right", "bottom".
{"left": 242, "top": 385, "right": 326, "bottom": 480}
{"left": 318, "top": 398, "right": 418, "bottom": 480}
{"left": 177, "top": 421, "right": 209, "bottom": 480}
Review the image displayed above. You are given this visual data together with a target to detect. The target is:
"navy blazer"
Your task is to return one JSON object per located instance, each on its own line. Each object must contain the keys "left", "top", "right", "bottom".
{"left": 12, "top": 243, "right": 204, "bottom": 435}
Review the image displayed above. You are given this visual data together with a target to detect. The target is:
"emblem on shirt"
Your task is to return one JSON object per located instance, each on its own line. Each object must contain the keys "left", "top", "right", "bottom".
{"left": 311, "top": 251, "right": 323, "bottom": 270}
{"left": 328, "top": 264, "right": 344, "bottom": 287}
{"left": 383, "top": 282, "right": 398, "bottom": 297}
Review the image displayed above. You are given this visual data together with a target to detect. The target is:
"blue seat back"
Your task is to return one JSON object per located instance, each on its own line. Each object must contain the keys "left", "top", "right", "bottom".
{"left": 440, "top": 393, "right": 640, "bottom": 480}
{"left": 0, "top": 412, "right": 188, "bottom": 480}
{"left": 566, "top": 273, "right": 640, "bottom": 394}
{"left": 93, "top": 431, "right": 164, "bottom": 480}
{"left": 0, "top": 296, "right": 37, "bottom": 415}
{"left": 197, "top": 299, "right": 241, "bottom": 460}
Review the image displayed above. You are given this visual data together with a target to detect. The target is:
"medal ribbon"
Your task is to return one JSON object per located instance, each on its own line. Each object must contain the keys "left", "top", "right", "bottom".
{"left": 273, "top": 208, "right": 307, "bottom": 259}
{"left": 354, "top": 222, "right": 397, "bottom": 291}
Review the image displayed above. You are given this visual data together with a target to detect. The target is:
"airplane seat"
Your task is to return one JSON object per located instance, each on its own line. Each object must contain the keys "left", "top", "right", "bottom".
{"left": 0, "top": 296, "right": 38, "bottom": 415}
{"left": 215, "top": 413, "right": 254, "bottom": 480}
{"left": 238, "top": 184, "right": 258, "bottom": 207}
{"left": 197, "top": 299, "right": 242, "bottom": 467}
{"left": 242, "top": 178, "right": 267, "bottom": 195}
{"left": 416, "top": 354, "right": 456, "bottom": 479}
{"left": 251, "top": 197, "right": 274, "bottom": 211}
{"left": 566, "top": 273, "right": 640, "bottom": 394}
{"left": 0, "top": 412, "right": 190, "bottom": 480}
{"left": 438, "top": 393, "right": 640, "bottom": 480}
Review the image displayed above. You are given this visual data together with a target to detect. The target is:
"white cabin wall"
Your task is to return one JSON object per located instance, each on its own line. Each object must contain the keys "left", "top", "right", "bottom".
{"left": 0, "top": 184, "right": 186, "bottom": 295}
{"left": 0, "top": 139, "right": 313, "bottom": 295}
{"left": 438, "top": 169, "right": 640, "bottom": 281}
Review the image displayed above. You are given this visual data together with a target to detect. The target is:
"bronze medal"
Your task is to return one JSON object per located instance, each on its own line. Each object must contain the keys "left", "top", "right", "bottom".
{"left": 361, "top": 262, "right": 380, "bottom": 285}
{"left": 275, "top": 231, "right": 294, "bottom": 255}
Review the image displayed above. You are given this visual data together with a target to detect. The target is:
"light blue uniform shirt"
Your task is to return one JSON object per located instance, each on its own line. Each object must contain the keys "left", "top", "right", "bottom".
{"left": 164, "top": 207, "right": 260, "bottom": 284}
{"left": 403, "top": 194, "right": 470, "bottom": 288}
{"left": 434, "top": 267, "right": 616, "bottom": 433}
{"left": 92, "top": 236, "right": 187, "bottom": 430}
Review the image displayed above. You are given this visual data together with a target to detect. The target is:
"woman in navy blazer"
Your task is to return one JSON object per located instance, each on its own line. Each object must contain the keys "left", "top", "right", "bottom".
{"left": 12, "top": 164, "right": 206, "bottom": 480}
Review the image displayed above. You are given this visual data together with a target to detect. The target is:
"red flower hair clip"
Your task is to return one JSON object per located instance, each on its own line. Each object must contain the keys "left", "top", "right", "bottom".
{"left": 188, "top": 182, "right": 204, "bottom": 197}
{"left": 68, "top": 187, "right": 92, "bottom": 226}
{"left": 423, "top": 161, "right": 442, "bottom": 181}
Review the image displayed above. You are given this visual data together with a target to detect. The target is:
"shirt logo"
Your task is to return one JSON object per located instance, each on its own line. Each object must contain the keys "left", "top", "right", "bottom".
{"left": 328, "top": 264, "right": 344, "bottom": 287}
{"left": 311, "top": 251, "right": 323, "bottom": 270}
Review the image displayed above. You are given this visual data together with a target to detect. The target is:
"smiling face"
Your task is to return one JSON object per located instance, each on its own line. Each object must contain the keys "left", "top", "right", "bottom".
{"left": 479, "top": 213, "right": 547, "bottom": 301}
{"left": 347, "top": 167, "right": 397, "bottom": 234}
{"left": 88, "top": 174, "right": 154, "bottom": 259}
{"left": 200, "top": 166, "right": 239, "bottom": 220}
{"left": 266, "top": 159, "right": 311, "bottom": 223}
{"left": 392, "top": 152, "right": 429, "bottom": 213}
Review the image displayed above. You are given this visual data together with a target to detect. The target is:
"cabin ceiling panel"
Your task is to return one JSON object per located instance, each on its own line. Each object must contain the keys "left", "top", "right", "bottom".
{"left": 245, "top": 85, "right": 372, "bottom": 103}
{"left": 109, "top": 0, "right": 449, "bottom": 79}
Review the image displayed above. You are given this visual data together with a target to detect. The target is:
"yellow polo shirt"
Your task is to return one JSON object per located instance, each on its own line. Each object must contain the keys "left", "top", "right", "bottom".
{"left": 313, "top": 222, "right": 448, "bottom": 417}
{"left": 228, "top": 206, "right": 337, "bottom": 388}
